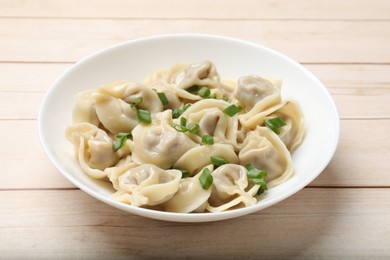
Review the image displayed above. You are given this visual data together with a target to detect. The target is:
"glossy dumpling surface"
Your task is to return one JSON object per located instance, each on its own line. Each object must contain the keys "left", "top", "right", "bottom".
{"left": 132, "top": 110, "right": 198, "bottom": 169}
{"left": 239, "top": 127, "right": 293, "bottom": 187}
{"left": 163, "top": 165, "right": 213, "bottom": 213}
{"left": 65, "top": 122, "right": 119, "bottom": 179}
{"left": 115, "top": 164, "right": 181, "bottom": 207}
{"left": 207, "top": 164, "right": 259, "bottom": 212}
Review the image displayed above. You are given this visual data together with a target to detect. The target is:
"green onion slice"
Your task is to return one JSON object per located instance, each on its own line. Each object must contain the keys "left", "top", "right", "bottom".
{"left": 129, "top": 97, "right": 143, "bottom": 108}
{"left": 116, "top": 132, "right": 133, "bottom": 140}
{"left": 245, "top": 163, "right": 268, "bottom": 195}
{"left": 202, "top": 135, "right": 214, "bottom": 145}
{"left": 199, "top": 168, "right": 213, "bottom": 190}
{"left": 256, "top": 182, "right": 268, "bottom": 195}
{"left": 180, "top": 117, "right": 187, "bottom": 127}
{"left": 172, "top": 124, "right": 188, "bottom": 132}
{"left": 198, "top": 86, "right": 211, "bottom": 98}
{"left": 113, "top": 132, "right": 132, "bottom": 152}
{"left": 210, "top": 156, "right": 228, "bottom": 167}
{"left": 172, "top": 104, "right": 192, "bottom": 119}
{"left": 247, "top": 169, "right": 267, "bottom": 179}
{"left": 157, "top": 92, "right": 169, "bottom": 106}
{"left": 137, "top": 109, "right": 152, "bottom": 124}
{"left": 245, "top": 163, "right": 255, "bottom": 171}
{"left": 187, "top": 122, "right": 200, "bottom": 134}
{"left": 223, "top": 104, "right": 242, "bottom": 117}
{"left": 183, "top": 103, "right": 192, "bottom": 111}
{"left": 172, "top": 108, "right": 182, "bottom": 119}
{"left": 186, "top": 85, "right": 199, "bottom": 93}
{"left": 179, "top": 169, "right": 190, "bottom": 178}
{"left": 264, "top": 117, "right": 286, "bottom": 135}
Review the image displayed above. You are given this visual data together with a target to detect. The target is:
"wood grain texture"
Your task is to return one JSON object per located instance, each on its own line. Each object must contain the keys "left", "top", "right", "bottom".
{"left": 1, "top": 0, "right": 389, "bottom": 258}
{"left": 1, "top": 18, "right": 389, "bottom": 63}
{"left": 1, "top": 188, "right": 390, "bottom": 258}
{"left": 1, "top": 0, "right": 389, "bottom": 20}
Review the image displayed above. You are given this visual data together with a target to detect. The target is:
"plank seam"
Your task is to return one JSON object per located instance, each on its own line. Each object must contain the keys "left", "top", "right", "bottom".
{"left": 1, "top": 16, "right": 390, "bottom": 22}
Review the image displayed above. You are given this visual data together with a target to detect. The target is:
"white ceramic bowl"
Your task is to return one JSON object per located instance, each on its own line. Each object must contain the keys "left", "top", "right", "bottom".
{"left": 38, "top": 34, "right": 339, "bottom": 222}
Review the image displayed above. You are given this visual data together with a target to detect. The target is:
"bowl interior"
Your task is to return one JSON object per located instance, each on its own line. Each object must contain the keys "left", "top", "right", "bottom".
{"left": 39, "top": 34, "right": 339, "bottom": 222}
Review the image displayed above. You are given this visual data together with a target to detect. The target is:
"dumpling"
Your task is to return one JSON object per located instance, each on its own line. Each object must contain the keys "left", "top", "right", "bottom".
{"left": 145, "top": 80, "right": 183, "bottom": 110}
{"left": 235, "top": 75, "right": 282, "bottom": 128}
{"left": 163, "top": 165, "right": 213, "bottom": 213}
{"left": 114, "top": 164, "right": 181, "bottom": 207}
{"left": 72, "top": 90, "right": 99, "bottom": 126}
{"left": 220, "top": 79, "right": 237, "bottom": 99}
{"left": 146, "top": 61, "right": 224, "bottom": 101}
{"left": 179, "top": 99, "right": 239, "bottom": 148}
{"left": 206, "top": 164, "right": 259, "bottom": 213}
{"left": 173, "top": 143, "right": 239, "bottom": 175}
{"left": 131, "top": 110, "right": 198, "bottom": 169}
{"left": 105, "top": 156, "right": 137, "bottom": 190}
{"left": 65, "top": 122, "right": 119, "bottom": 179}
{"left": 238, "top": 126, "right": 293, "bottom": 187}
{"left": 243, "top": 100, "right": 304, "bottom": 152}
{"left": 97, "top": 81, "right": 163, "bottom": 114}
{"left": 169, "top": 60, "right": 220, "bottom": 90}
{"left": 234, "top": 75, "right": 280, "bottom": 110}
{"left": 92, "top": 92, "right": 138, "bottom": 134}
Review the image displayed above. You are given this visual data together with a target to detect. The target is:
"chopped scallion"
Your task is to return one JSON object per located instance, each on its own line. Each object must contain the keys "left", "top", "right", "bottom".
{"left": 116, "top": 132, "right": 133, "bottom": 140}
{"left": 180, "top": 169, "right": 190, "bottom": 178}
{"left": 223, "top": 104, "right": 242, "bottom": 117}
{"left": 264, "top": 117, "right": 286, "bottom": 135}
{"left": 180, "top": 117, "right": 187, "bottom": 127}
{"left": 137, "top": 109, "right": 151, "bottom": 124}
{"left": 199, "top": 168, "right": 213, "bottom": 190}
{"left": 129, "top": 97, "right": 143, "bottom": 108}
{"left": 186, "top": 85, "right": 199, "bottom": 93}
{"left": 187, "top": 122, "right": 200, "bottom": 134}
{"left": 113, "top": 132, "right": 132, "bottom": 152}
{"left": 210, "top": 156, "right": 228, "bottom": 167}
{"left": 172, "top": 104, "right": 192, "bottom": 119}
{"left": 172, "top": 119, "right": 199, "bottom": 134}
{"left": 257, "top": 183, "right": 268, "bottom": 195}
{"left": 247, "top": 169, "right": 267, "bottom": 179}
{"left": 202, "top": 135, "right": 214, "bottom": 145}
{"left": 172, "top": 124, "right": 188, "bottom": 132}
{"left": 157, "top": 92, "right": 169, "bottom": 106}
{"left": 198, "top": 86, "right": 211, "bottom": 98}
{"left": 245, "top": 163, "right": 268, "bottom": 195}
{"left": 172, "top": 109, "right": 182, "bottom": 119}
{"left": 183, "top": 103, "right": 191, "bottom": 111}
{"left": 245, "top": 163, "right": 255, "bottom": 171}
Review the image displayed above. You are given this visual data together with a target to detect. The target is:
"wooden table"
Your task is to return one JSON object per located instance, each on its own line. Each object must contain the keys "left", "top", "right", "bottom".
{"left": 1, "top": 1, "right": 389, "bottom": 258}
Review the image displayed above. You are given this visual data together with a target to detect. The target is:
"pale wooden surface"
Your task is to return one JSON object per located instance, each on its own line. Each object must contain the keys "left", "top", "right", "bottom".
{"left": 1, "top": 0, "right": 389, "bottom": 258}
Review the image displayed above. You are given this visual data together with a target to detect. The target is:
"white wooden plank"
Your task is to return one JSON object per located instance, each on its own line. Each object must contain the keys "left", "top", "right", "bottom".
{"left": 0, "top": 0, "right": 389, "bottom": 20}
{"left": 1, "top": 188, "right": 389, "bottom": 258}
{"left": 0, "top": 120, "right": 75, "bottom": 189}
{"left": 0, "top": 19, "right": 389, "bottom": 63}
{"left": 310, "top": 119, "right": 390, "bottom": 186}
{"left": 0, "top": 62, "right": 72, "bottom": 92}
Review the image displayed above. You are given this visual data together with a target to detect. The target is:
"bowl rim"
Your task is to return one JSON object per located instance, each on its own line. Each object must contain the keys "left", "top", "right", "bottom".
{"left": 38, "top": 33, "right": 340, "bottom": 222}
